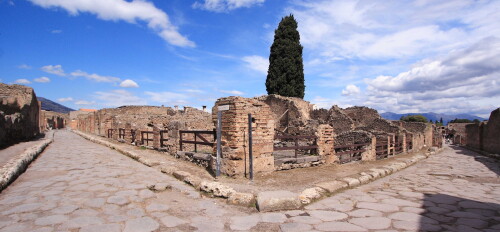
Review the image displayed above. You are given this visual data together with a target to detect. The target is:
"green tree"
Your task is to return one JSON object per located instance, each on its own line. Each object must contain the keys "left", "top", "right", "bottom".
{"left": 400, "top": 115, "right": 428, "bottom": 123}
{"left": 473, "top": 119, "right": 480, "bottom": 123}
{"left": 266, "top": 14, "right": 305, "bottom": 98}
{"left": 450, "top": 118, "right": 473, "bottom": 123}
{"left": 439, "top": 117, "right": 443, "bottom": 124}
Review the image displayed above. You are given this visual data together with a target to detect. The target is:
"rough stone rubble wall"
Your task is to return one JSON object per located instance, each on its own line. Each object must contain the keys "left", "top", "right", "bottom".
{"left": 76, "top": 106, "right": 213, "bottom": 154}
{"left": 0, "top": 83, "right": 41, "bottom": 148}
{"left": 41, "top": 110, "right": 68, "bottom": 130}
{"left": 466, "top": 108, "right": 500, "bottom": 154}
{"left": 448, "top": 123, "right": 473, "bottom": 145}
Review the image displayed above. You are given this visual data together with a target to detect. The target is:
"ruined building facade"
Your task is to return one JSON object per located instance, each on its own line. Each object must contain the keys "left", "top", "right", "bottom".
{"left": 74, "top": 94, "right": 439, "bottom": 177}
{"left": 466, "top": 108, "right": 500, "bottom": 154}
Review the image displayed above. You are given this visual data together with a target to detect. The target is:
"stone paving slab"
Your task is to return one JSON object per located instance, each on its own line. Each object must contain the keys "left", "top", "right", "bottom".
{"left": 0, "top": 131, "right": 498, "bottom": 231}
{"left": 72, "top": 130, "right": 443, "bottom": 211}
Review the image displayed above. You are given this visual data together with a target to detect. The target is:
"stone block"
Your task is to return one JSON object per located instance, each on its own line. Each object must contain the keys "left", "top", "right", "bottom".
{"left": 200, "top": 181, "right": 235, "bottom": 198}
{"left": 299, "top": 187, "right": 326, "bottom": 204}
{"left": 315, "top": 180, "right": 348, "bottom": 193}
{"left": 227, "top": 192, "right": 256, "bottom": 207}
{"left": 256, "top": 191, "right": 302, "bottom": 212}
{"left": 342, "top": 177, "right": 361, "bottom": 187}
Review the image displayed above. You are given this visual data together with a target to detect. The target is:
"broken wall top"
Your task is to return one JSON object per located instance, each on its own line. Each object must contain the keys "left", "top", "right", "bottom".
{"left": 254, "top": 94, "right": 313, "bottom": 134}
{"left": 0, "top": 83, "right": 38, "bottom": 114}
{"left": 343, "top": 106, "right": 381, "bottom": 127}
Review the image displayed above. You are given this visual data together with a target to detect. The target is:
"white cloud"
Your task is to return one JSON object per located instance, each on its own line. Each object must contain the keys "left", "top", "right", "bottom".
{"left": 29, "top": 0, "right": 194, "bottom": 47}
{"left": 363, "top": 37, "right": 500, "bottom": 115}
{"left": 242, "top": 55, "right": 268, "bottom": 74}
{"left": 75, "top": 100, "right": 95, "bottom": 105}
{"left": 341, "top": 84, "right": 360, "bottom": 96}
{"left": 145, "top": 91, "right": 189, "bottom": 105}
{"left": 41, "top": 64, "right": 66, "bottom": 76}
{"left": 71, "top": 70, "right": 120, "bottom": 83}
{"left": 193, "top": 0, "right": 265, "bottom": 12}
{"left": 34, "top": 76, "right": 51, "bottom": 83}
{"left": 58, "top": 97, "right": 74, "bottom": 102}
{"left": 95, "top": 90, "right": 147, "bottom": 107}
{"left": 119, "top": 79, "right": 139, "bottom": 88}
{"left": 290, "top": 0, "right": 500, "bottom": 60}
{"left": 51, "top": 29, "right": 62, "bottom": 34}
{"left": 14, "top": 79, "right": 31, "bottom": 84}
{"left": 220, "top": 90, "right": 244, "bottom": 95}
{"left": 17, "top": 64, "right": 32, "bottom": 69}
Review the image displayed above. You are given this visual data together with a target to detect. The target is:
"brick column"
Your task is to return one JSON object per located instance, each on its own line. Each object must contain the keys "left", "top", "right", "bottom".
{"left": 316, "top": 124, "right": 336, "bottom": 164}
{"left": 362, "top": 136, "right": 377, "bottom": 161}
{"left": 213, "top": 97, "right": 275, "bottom": 177}
{"left": 153, "top": 126, "right": 160, "bottom": 149}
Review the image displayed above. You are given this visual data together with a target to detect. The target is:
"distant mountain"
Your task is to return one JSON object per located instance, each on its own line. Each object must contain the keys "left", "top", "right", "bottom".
{"left": 380, "top": 112, "right": 486, "bottom": 125}
{"left": 38, "top": 97, "right": 74, "bottom": 114}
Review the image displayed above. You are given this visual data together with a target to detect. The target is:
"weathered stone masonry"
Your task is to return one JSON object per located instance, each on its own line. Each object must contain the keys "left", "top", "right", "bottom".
{"left": 74, "top": 95, "right": 437, "bottom": 177}
{"left": 466, "top": 108, "right": 500, "bottom": 154}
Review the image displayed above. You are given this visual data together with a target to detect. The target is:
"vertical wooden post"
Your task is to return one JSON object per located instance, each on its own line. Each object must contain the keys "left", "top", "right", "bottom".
{"left": 248, "top": 114, "right": 253, "bottom": 181}
{"left": 216, "top": 111, "right": 222, "bottom": 177}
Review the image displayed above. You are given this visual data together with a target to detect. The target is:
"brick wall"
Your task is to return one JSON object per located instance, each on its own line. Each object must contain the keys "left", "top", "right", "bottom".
{"left": 213, "top": 96, "right": 275, "bottom": 176}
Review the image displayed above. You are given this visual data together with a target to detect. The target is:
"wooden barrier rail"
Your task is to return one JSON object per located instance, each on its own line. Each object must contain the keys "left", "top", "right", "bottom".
{"left": 118, "top": 128, "right": 125, "bottom": 140}
{"left": 334, "top": 142, "right": 370, "bottom": 164}
{"left": 179, "top": 130, "right": 216, "bottom": 152}
{"left": 376, "top": 142, "right": 388, "bottom": 160}
{"left": 141, "top": 131, "right": 154, "bottom": 146}
{"left": 107, "top": 129, "right": 114, "bottom": 138}
{"left": 273, "top": 135, "right": 318, "bottom": 159}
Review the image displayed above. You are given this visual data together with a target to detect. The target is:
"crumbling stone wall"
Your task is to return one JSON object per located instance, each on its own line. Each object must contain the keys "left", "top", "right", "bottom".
{"left": 41, "top": 110, "right": 68, "bottom": 130}
{"left": 311, "top": 106, "right": 355, "bottom": 134}
{"left": 466, "top": 123, "right": 481, "bottom": 150}
{"left": 256, "top": 94, "right": 312, "bottom": 135}
{"left": 447, "top": 123, "right": 473, "bottom": 145}
{"left": 213, "top": 96, "right": 275, "bottom": 176}
{"left": 343, "top": 106, "right": 380, "bottom": 128}
{"left": 76, "top": 105, "right": 213, "bottom": 153}
{"left": 467, "top": 108, "right": 500, "bottom": 154}
{"left": 0, "top": 83, "right": 40, "bottom": 148}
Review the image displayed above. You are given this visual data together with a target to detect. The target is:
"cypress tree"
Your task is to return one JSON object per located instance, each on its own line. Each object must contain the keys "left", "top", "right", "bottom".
{"left": 266, "top": 14, "right": 305, "bottom": 98}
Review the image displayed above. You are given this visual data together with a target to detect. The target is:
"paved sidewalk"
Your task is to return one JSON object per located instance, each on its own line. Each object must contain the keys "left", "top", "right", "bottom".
{"left": 0, "top": 130, "right": 498, "bottom": 231}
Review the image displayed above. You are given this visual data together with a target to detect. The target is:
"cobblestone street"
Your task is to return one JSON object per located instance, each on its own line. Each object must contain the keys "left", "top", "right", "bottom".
{"left": 0, "top": 130, "right": 499, "bottom": 231}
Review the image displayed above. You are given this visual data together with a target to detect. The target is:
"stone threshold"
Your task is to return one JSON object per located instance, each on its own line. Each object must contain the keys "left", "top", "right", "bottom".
{"left": 0, "top": 131, "right": 54, "bottom": 192}
{"left": 72, "top": 130, "right": 443, "bottom": 212}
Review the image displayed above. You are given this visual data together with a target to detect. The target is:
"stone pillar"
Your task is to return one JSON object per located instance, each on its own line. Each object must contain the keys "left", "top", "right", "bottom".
{"left": 316, "top": 124, "right": 336, "bottom": 164}
{"left": 402, "top": 133, "right": 407, "bottom": 153}
{"left": 125, "top": 123, "right": 133, "bottom": 143}
{"left": 213, "top": 96, "right": 275, "bottom": 177}
{"left": 153, "top": 126, "right": 160, "bottom": 149}
{"left": 362, "top": 136, "right": 377, "bottom": 161}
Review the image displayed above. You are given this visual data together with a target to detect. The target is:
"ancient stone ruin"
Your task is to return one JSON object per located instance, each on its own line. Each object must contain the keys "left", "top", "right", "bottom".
{"left": 0, "top": 83, "right": 41, "bottom": 148}
{"left": 466, "top": 108, "right": 500, "bottom": 154}
{"left": 75, "top": 94, "right": 440, "bottom": 177}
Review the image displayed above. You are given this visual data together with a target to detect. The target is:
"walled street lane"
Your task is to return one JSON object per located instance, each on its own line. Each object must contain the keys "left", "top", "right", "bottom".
{"left": 0, "top": 130, "right": 499, "bottom": 231}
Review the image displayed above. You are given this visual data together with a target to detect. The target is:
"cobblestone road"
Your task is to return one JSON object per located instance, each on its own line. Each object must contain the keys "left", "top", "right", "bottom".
{"left": 0, "top": 130, "right": 499, "bottom": 231}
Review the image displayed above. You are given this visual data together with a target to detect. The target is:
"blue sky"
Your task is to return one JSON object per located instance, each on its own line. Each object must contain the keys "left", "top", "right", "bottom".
{"left": 1, "top": 0, "right": 499, "bottom": 117}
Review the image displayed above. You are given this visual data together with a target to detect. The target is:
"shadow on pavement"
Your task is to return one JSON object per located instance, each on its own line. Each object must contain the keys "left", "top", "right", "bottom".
{"left": 419, "top": 193, "right": 500, "bottom": 231}
{"left": 449, "top": 145, "right": 500, "bottom": 176}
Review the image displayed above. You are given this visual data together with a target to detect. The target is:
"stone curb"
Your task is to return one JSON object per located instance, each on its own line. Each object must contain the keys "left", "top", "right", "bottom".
{"left": 0, "top": 132, "right": 54, "bottom": 192}
{"left": 462, "top": 146, "right": 500, "bottom": 160}
{"left": 298, "top": 147, "right": 443, "bottom": 210}
{"left": 71, "top": 130, "right": 256, "bottom": 207}
{"left": 72, "top": 130, "right": 444, "bottom": 212}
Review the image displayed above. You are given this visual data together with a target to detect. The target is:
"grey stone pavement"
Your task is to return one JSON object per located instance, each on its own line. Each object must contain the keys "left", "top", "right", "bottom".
{"left": 0, "top": 130, "right": 499, "bottom": 231}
